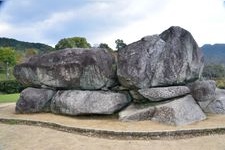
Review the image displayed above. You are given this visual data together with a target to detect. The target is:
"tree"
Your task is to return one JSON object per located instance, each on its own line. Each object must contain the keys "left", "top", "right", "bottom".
{"left": 202, "top": 64, "right": 225, "bottom": 79}
{"left": 0, "top": 47, "right": 16, "bottom": 79}
{"left": 55, "top": 37, "right": 91, "bottom": 50}
{"left": 115, "top": 39, "right": 126, "bottom": 50}
{"left": 98, "top": 43, "right": 113, "bottom": 51}
{"left": 24, "top": 48, "right": 38, "bottom": 61}
{"left": 15, "top": 51, "right": 24, "bottom": 64}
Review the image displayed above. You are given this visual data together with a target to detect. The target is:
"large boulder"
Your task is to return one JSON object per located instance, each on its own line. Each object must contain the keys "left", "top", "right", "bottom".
{"left": 138, "top": 86, "right": 190, "bottom": 101}
{"left": 189, "top": 80, "right": 216, "bottom": 102}
{"left": 119, "top": 103, "right": 155, "bottom": 121}
{"left": 14, "top": 48, "right": 117, "bottom": 90}
{"left": 117, "top": 26, "right": 204, "bottom": 89}
{"left": 51, "top": 90, "right": 131, "bottom": 115}
{"left": 16, "top": 87, "right": 56, "bottom": 113}
{"left": 198, "top": 88, "right": 225, "bottom": 114}
{"left": 151, "top": 95, "right": 206, "bottom": 126}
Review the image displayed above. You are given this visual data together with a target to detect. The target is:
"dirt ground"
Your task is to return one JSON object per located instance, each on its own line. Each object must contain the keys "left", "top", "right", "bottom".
{"left": 1, "top": 103, "right": 225, "bottom": 150}
{"left": 2, "top": 103, "right": 225, "bottom": 132}
{"left": 1, "top": 123, "right": 225, "bottom": 150}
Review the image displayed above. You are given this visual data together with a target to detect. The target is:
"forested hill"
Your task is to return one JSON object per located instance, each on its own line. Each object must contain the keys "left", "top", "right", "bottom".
{"left": 0, "top": 37, "right": 54, "bottom": 53}
{"left": 201, "top": 44, "right": 225, "bottom": 65}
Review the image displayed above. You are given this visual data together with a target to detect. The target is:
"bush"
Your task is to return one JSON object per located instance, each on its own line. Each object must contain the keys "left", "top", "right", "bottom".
{"left": 202, "top": 64, "right": 225, "bottom": 79}
{"left": 215, "top": 78, "right": 225, "bottom": 89}
{"left": 0, "top": 80, "right": 25, "bottom": 94}
{"left": 55, "top": 37, "right": 91, "bottom": 50}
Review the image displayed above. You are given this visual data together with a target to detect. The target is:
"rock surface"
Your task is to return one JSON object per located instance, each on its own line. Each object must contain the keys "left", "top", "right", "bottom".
{"left": 138, "top": 86, "right": 190, "bottom": 101}
{"left": 51, "top": 90, "right": 130, "bottom": 115}
{"left": 14, "top": 48, "right": 117, "bottom": 90}
{"left": 16, "top": 87, "right": 56, "bottom": 113}
{"left": 119, "top": 103, "right": 155, "bottom": 121}
{"left": 151, "top": 95, "right": 206, "bottom": 126}
{"left": 129, "top": 90, "right": 148, "bottom": 103}
{"left": 117, "top": 26, "right": 204, "bottom": 89}
{"left": 199, "top": 88, "right": 225, "bottom": 114}
{"left": 189, "top": 80, "right": 216, "bottom": 102}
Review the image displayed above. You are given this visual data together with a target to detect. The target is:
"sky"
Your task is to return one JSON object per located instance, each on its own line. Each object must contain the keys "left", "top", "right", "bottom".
{"left": 0, "top": 0, "right": 225, "bottom": 49}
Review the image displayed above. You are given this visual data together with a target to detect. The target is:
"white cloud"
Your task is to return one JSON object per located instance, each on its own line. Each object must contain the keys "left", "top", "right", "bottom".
{"left": 0, "top": 0, "right": 225, "bottom": 48}
{"left": 91, "top": 0, "right": 225, "bottom": 48}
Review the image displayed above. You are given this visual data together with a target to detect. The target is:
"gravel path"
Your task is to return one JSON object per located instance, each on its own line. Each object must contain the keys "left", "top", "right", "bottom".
{"left": 1, "top": 123, "right": 225, "bottom": 150}
{"left": 1, "top": 103, "right": 225, "bottom": 149}
{"left": 2, "top": 103, "right": 225, "bottom": 133}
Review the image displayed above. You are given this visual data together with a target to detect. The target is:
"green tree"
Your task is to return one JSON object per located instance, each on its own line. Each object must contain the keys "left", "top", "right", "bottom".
{"left": 15, "top": 51, "right": 24, "bottom": 64}
{"left": 202, "top": 64, "right": 225, "bottom": 79}
{"left": 55, "top": 37, "right": 91, "bottom": 50}
{"left": 115, "top": 39, "right": 126, "bottom": 50}
{"left": 98, "top": 43, "right": 113, "bottom": 51}
{"left": 24, "top": 49, "right": 38, "bottom": 60}
{"left": 0, "top": 47, "right": 16, "bottom": 79}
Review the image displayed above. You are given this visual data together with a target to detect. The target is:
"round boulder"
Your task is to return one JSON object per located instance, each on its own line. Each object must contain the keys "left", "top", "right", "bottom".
{"left": 189, "top": 80, "right": 216, "bottom": 101}
{"left": 16, "top": 87, "right": 56, "bottom": 113}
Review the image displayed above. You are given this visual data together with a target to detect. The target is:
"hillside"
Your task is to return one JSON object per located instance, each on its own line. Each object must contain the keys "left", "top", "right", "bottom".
{"left": 201, "top": 44, "right": 225, "bottom": 65}
{"left": 0, "top": 37, "right": 54, "bottom": 53}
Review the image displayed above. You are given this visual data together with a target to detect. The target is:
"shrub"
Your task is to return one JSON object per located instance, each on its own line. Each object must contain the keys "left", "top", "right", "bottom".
{"left": 202, "top": 64, "right": 225, "bottom": 79}
{"left": 55, "top": 37, "right": 91, "bottom": 50}
{"left": 0, "top": 80, "right": 25, "bottom": 94}
{"left": 215, "top": 78, "right": 225, "bottom": 89}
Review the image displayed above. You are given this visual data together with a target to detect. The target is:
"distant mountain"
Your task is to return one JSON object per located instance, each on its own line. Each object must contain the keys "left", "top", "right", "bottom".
{"left": 0, "top": 37, "right": 54, "bottom": 53}
{"left": 201, "top": 44, "right": 225, "bottom": 65}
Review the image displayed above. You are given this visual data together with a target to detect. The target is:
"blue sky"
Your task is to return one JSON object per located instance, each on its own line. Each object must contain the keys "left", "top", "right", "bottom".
{"left": 0, "top": 0, "right": 225, "bottom": 48}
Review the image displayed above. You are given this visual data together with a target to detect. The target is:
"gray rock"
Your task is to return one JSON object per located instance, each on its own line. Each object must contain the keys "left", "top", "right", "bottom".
{"left": 129, "top": 90, "right": 148, "bottom": 103}
{"left": 117, "top": 26, "right": 204, "bottom": 89}
{"left": 138, "top": 86, "right": 190, "bottom": 101}
{"left": 199, "top": 88, "right": 225, "bottom": 114}
{"left": 119, "top": 103, "right": 155, "bottom": 121}
{"left": 189, "top": 80, "right": 216, "bottom": 102}
{"left": 51, "top": 90, "right": 131, "bottom": 115}
{"left": 16, "top": 87, "right": 56, "bottom": 113}
{"left": 14, "top": 48, "right": 117, "bottom": 90}
{"left": 151, "top": 95, "right": 206, "bottom": 126}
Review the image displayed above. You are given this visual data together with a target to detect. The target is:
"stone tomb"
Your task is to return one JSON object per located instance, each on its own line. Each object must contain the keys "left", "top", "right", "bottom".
{"left": 14, "top": 26, "right": 225, "bottom": 126}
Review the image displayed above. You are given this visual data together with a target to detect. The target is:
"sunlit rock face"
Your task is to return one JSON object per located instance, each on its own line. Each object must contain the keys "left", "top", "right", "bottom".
{"left": 51, "top": 90, "right": 131, "bottom": 115}
{"left": 117, "top": 26, "right": 204, "bottom": 89}
{"left": 14, "top": 48, "right": 117, "bottom": 90}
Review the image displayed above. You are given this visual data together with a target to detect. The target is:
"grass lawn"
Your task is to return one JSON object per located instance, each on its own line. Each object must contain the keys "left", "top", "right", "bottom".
{"left": 0, "top": 93, "right": 19, "bottom": 103}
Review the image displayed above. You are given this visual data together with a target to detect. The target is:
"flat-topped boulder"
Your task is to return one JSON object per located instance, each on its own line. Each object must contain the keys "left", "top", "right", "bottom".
{"left": 138, "top": 86, "right": 190, "bottom": 101}
{"left": 14, "top": 48, "right": 117, "bottom": 90}
{"left": 117, "top": 26, "right": 204, "bottom": 89}
{"left": 51, "top": 90, "right": 131, "bottom": 115}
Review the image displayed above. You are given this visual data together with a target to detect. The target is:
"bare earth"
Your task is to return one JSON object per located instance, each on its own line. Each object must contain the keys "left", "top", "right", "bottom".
{"left": 1, "top": 103, "right": 225, "bottom": 150}
{"left": 1, "top": 124, "right": 225, "bottom": 150}
{"left": 2, "top": 103, "right": 225, "bottom": 132}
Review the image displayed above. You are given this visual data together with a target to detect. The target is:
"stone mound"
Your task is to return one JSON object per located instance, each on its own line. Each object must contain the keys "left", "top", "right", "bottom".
{"left": 13, "top": 26, "right": 225, "bottom": 126}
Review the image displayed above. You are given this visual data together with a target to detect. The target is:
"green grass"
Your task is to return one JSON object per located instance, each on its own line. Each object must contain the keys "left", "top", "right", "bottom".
{"left": 0, "top": 93, "right": 19, "bottom": 103}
